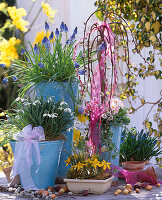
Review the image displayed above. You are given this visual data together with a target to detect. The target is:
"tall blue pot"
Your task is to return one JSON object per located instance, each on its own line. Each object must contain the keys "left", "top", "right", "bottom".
{"left": 10, "top": 140, "right": 64, "bottom": 189}
{"left": 102, "top": 126, "right": 122, "bottom": 183}
{"left": 35, "top": 81, "right": 78, "bottom": 179}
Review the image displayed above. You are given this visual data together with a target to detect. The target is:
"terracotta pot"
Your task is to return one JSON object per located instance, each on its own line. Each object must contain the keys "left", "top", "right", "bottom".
{"left": 3, "top": 166, "right": 20, "bottom": 186}
{"left": 122, "top": 161, "right": 145, "bottom": 171}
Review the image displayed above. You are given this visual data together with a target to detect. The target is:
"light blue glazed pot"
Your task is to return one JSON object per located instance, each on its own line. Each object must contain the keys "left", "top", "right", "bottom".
{"left": 102, "top": 126, "right": 122, "bottom": 182}
{"left": 10, "top": 140, "right": 64, "bottom": 189}
{"left": 35, "top": 81, "right": 78, "bottom": 179}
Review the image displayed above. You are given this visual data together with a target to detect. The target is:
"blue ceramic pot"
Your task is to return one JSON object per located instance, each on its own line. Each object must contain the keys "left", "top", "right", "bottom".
{"left": 35, "top": 81, "right": 78, "bottom": 179}
{"left": 102, "top": 126, "right": 122, "bottom": 182}
{"left": 10, "top": 140, "right": 64, "bottom": 189}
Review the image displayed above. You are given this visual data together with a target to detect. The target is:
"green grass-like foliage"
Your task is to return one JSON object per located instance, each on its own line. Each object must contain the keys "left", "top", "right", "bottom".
{"left": 2, "top": 97, "right": 74, "bottom": 141}
{"left": 120, "top": 127, "right": 162, "bottom": 162}
{"left": 11, "top": 23, "right": 85, "bottom": 95}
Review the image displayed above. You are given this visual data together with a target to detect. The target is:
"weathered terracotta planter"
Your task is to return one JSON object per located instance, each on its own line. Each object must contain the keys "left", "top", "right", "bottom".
{"left": 64, "top": 176, "right": 114, "bottom": 194}
{"left": 122, "top": 161, "right": 145, "bottom": 171}
{"left": 3, "top": 166, "right": 20, "bottom": 186}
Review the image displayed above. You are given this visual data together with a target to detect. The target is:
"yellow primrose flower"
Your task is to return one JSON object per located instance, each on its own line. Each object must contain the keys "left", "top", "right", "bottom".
{"left": 7, "top": 6, "right": 29, "bottom": 32}
{"left": 92, "top": 158, "right": 101, "bottom": 169}
{"left": 75, "top": 161, "right": 84, "bottom": 171}
{"left": 41, "top": 2, "right": 57, "bottom": 20}
{"left": 101, "top": 160, "right": 111, "bottom": 170}
{"left": 65, "top": 157, "right": 71, "bottom": 166}
{"left": 0, "top": 37, "right": 21, "bottom": 66}
{"left": 33, "top": 30, "right": 55, "bottom": 45}
{"left": 0, "top": 2, "right": 6, "bottom": 11}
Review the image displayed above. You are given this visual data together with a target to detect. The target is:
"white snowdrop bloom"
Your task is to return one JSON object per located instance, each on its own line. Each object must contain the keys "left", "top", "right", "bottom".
{"left": 34, "top": 100, "right": 41, "bottom": 104}
{"left": 33, "top": 102, "right": 36, "bottom": 106}
{"left": 60, "top": 101, "right": 68, "bottom": 106}
{"left": 48, "top": 114, "right": 52, "bottom": 118}
{"left": 24, "top": 102, "right": 31, "bottom": 106}
{"left": 48, "top": 97, "right": 53, "bottom": 102}
{"left": 51, "top": 113, "right": 58, "bottom": 118}
{"left": 20, "top": 98, "right": 25, "bottom": 102}
{"left": 64, "top": 108, "right": 71, "bottom": 113}
{"left": 43, "top": 114, "right": 48, "bottom": 117}
{"left": 16, "top": 116, "right": 20, "bottom": 119}
{"left": 15, "top": 97, "right": 20, "bottom": 101}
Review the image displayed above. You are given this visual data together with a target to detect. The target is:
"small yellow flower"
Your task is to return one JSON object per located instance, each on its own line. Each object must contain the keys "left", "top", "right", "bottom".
{"left": 7, "top": 6, "right": 29, "bottom": 32}
{"left": 41, "top": 2, "right": 57, "bottom": 20}
{"left": 92, "top": 158, "right": 101, "bottom": 169}
{"left": 65, "top": 157, "right": 71, "bottom": 166}
{"left": 101, "top": 160, "right": 111, "bottom": 170}
{"left": 77, "top": 114, "right": 88, "bottom": 124}
{"left": 75, "top": 161, "right": 84, "bottom": 171}
{"left": 0, "top": 2, "right": 6, "bottom": 11}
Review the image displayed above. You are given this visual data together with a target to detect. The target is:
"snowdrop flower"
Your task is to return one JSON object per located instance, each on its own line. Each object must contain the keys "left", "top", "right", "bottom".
{"left": 51, "top": 113, "right": 58, "bottom": 118}
{"left": 43, "top": 114, "right": 48, "bottom": 117}
{"left": 15, "top": 97, "right": 21, "bottom": 101}
{"left": 34, "top": 100, "right": 41, "bottom": 104}
{"left": 60, "top": 101, "right": 68, "bottom": 106}
{"left": 24, "top": 102, "right": 31, "bottom": 106}
{"left": 64, "top": 108, "right": 71, "bottom": 113}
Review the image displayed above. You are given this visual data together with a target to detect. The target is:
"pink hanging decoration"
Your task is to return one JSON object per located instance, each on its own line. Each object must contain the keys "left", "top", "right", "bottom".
{"left": 89, "top": 23, "right": 117, "bottom": 152}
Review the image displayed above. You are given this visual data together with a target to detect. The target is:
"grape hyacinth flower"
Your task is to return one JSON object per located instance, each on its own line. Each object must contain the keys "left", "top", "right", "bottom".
{"left": 2, "top": 78, "right": 8, "bottom": 84}
{"left": 45, "top": 22, "right": 50, "bottom": 31}
{"left": 64, "top": 24, "right": 68, "bottom": 32}
{"left": 0, "top": 64, "right": 5, "bottom": 68}
{"left": 60, "top": 21, "right": 65, "bottom": 32}
{"left": 21, "top": 48, "right": 25, "bottom": 55}
{"left": 74, "top": 62, "right": 80, "bottom": 68}
{"left": 78, "top": 106, "right": 84, "bottom": 114}
{"left": 49, "top": 31, "right": 54, "bottom": 40}
{"left": 34, "top": 44, "right": 39, "bottom": 55}
{"left": 12, "top": 76, "right": 17, "bottom": 82}
{"left": 78, "top": 69, "right": 86, "bottom": 75}
{"left": 38, "top": 63, "right": 45, "bottom": 68}
{"left": 55, "top": 28, "right": 59, "bottom": 37}
{"left": 73, "top": 27, "right": 77, "bottom": 35}
{"left": 42, "top": 36, "right": 51, "bottom": 50}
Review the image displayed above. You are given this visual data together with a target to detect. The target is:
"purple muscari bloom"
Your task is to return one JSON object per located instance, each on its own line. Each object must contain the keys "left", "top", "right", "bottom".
{"left": 12, "top": 76, "right": 17, "bottom": 82}
{"left": 21, "top": 48, "right": 25, "bottom": 55}
{"left": 38, "top": 63, "right": 45, "bottom": 68}
{"left": 64, "top": 24, "right": 68, "bottom": 32}
{"left": 60, "top": 21, "right": 65, "bottom": 32}
{"left": 73, "top": 27, "right": 77, "bottom": 35}
{"left": 78, "top": 106, "right": 84, "bottom": 114}
{"left": 45, "top": 22, "right": 50, "bottom": 31}
{"left": 2, "top": 78, "right": 8, "bottom": 84}
{"left": 49, "top": 31, "right": 54, "bottom": 40}
{"left": 68, "top": 34, "right": 75, "bottom": 45}
{"left": 74, "top": 62, "right": 80, "bottom": 68}
{"left": 0, "top": 64, "right": 5, "bottom": 68}
{"left": 42, "top": 36, "right": 51, "bottom": 50}
{"left": 78, "top": 69, "right": 86, "bottom": 75}
{"left": 97, "top": 42, "right": 107, "bottom": 52}
{"left": 55, "top": 28, "right": 59, "bottom": 37}
{"left": 34, "top": 44, "right": 39, "bottom": 55}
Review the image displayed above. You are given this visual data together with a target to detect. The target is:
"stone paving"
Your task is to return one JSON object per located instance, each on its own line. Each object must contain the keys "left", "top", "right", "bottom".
{"left": 0, "top": 172, "right": 162, "bottom": 200}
